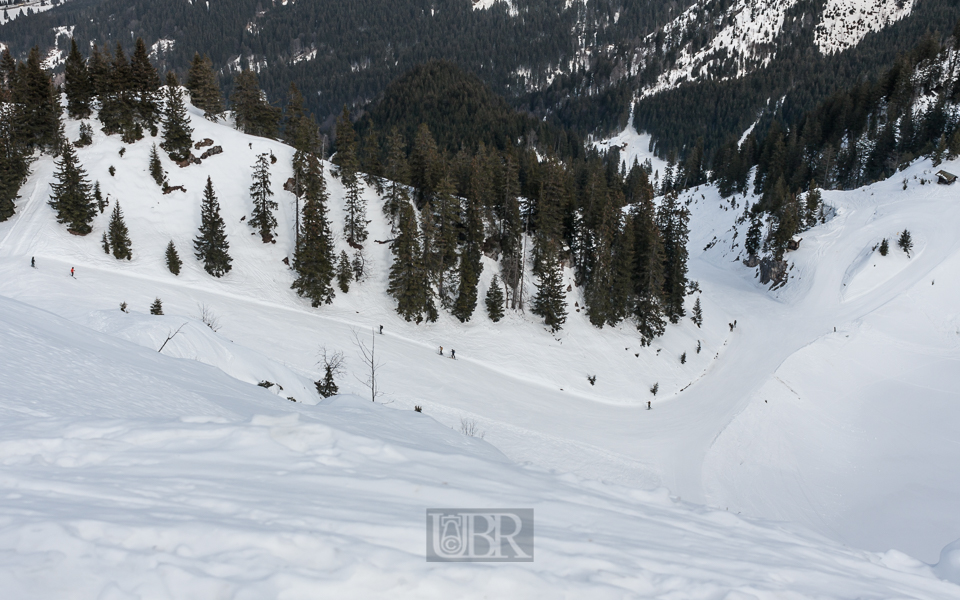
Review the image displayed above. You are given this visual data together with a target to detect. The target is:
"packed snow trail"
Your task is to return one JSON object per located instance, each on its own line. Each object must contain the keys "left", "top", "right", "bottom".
{"left": 1, "top": 106, "right": 960, "bottom": 565}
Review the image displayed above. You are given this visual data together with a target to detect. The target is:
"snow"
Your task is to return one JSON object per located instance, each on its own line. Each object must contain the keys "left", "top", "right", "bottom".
{"left": 150, "top": 38, "right": 176, "bottom": 59}
{"left": 592, "top": 117, "right": 668, "bottom": 179}
{"left": 816, "top": 0, "right": 915, "bottom": 55}
{"left": 2, "top": 98, "right": 960, "bottom": 594}
{"left": 0, "top": 296, "right": 957, "bottom": 597}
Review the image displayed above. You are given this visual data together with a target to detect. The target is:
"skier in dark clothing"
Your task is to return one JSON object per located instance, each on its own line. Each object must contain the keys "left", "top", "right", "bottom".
{"left": 439, "top": 346, "right": 443, "bottom": 355}
{"left": 451, "top": 349, "right": 455, "bottom": 359}
{"left": 647, "top": 401, "right": 651, "bottom": 410}
{"left": 30, "top": 257, "right": 35, "bottom": 268}
{"left": 379, "top": 325, "right": 383, "bottom": 334}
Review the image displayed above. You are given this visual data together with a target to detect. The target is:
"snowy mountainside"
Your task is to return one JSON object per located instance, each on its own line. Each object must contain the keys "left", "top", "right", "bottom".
{"left": 638, "top": 0, "right": 917, "bottom": 97}
{"left": 0, "top": 294, "right": 957, "bottom": 597}
{"left": 3, "top": 99, "right": 960, "bottom": 591}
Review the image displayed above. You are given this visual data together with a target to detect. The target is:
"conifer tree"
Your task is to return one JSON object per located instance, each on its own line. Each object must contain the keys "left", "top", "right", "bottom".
{"left": 691, "top": 296, "right": 703, "bottom": 327}
{"left": 336, "top": 250, "right": 353, "bottom": 293}
{"left": 101, "top": 232, "right": 110, "bottom": 254}
{"left": 383, "top": 127, "right": 409, "bottom": 230}
{"left": 283, "top": 83, "right": 318, "bottom": 153}
{"left": 14, "top": 46, "right": 60, "bottom": 150}
{"left": 333, "top": 105, "right": 359, "bottom": 175}
{"left": 87, "top": 44, "right": 110, "bottom": 99}
{"left": 432, "top": 172, "right": 459, "bottom": 304}
{"left": 632, "top": 199, "right": 666, "bottom": 344}
{"left": 804, "top": 185, "right": 822, "bottom": 230}
{"left": 291, "top": 155, "right": 336, "bottom": 306}
{"left": 361, "top": 125, "right": 383, "bottom": 190}
{"left": 76, "top": 121, "right": 93, "bottom": 147}
{"left": 149, "top": 144, "right": 167, "bottom": 188}
{"left": 744, "top": 214, "right": 762, "bottom": 258}
{"left": 99, "top": 43, "right": 140, "bottom": 142}
{"left": 108, "top": 202, "right": 132, "bottom": 260}
{"left": 657, "top": 192, "right": 689, "bottom": 323}
{"left": 150, "top": 298, "right": 163, "bottom": 315}
{"left": 898, "top": 229, "right": 913, "bottom": 256}
{"left": 185, "top": 53, "right": 224, "bottom": 120}
{"left": 165, "top": 240, "right": 182, "bottom": 275}
{"left": 608, "top": 214, "right": 635, "bottom": 326}
{"left": 48, "top": 142, "right": 95, "bottom": 235}
{"left": 315, "top": 366, "right": 338, "bottom": 398}
{"left": 64, "top": 39, "right": 92, "bottom": 120}
{"left": 452, "top": 167, "right": 485, "bottom": 323}
{"left": 532, "top": 247, "right": 567, "bottom": 332}
{"left": 485, "top": 274, "right": 505, "bottom": 322}
{"left": 410, "top": 123, "right": 439, "bottom": 207}
{"left": 343, "top": 168, "right": 367, "bottom": 244}
{"left": 231, "top": 70, "right": 280, "bottom": 137}
{"left": 130, "top": 38, "right": 161, "bottom": 131}
{"left": 248, "top": 153, "right": 277, "bottom": 242}
{"left": 194, "top": 177, "right": 232, "bottom": 277}
{"left": 161, "top": 72, "right": 194, "bottom": 162}
{"left": 388, "top": 201, "right": 432, "bottom": 322}
{"left": 879, "top": 238, "right": 889, "bottom": 256}
{"left": 584, "top": 200, "right": 618, "bottom": 328}
{"left": 93, "top": 180, "right": 106, "bottom": 213}
{"left": 0, "top": 104, "right": 29, "bottom": 222}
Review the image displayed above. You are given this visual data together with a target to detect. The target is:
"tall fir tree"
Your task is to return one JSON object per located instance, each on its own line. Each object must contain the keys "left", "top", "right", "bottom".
{"left": 409, "top": 123, "right": 439, "bottom": 208}
{"left": 691, "top": 296, "right": 703, "bottom": 327}
{"left": 387, "top": 201, "right": 432, "bottom": 323}
{"left": 161, "top": 72, "right": 194, "bottom": 162}
{"left": 382, "top": 127, "right": 409, "bottom": 230}
{"left": 485, "top": 274, "right": 505, "bottom": 322}
{"left": 452, "top": 162, "right": 485, "bottom": 323}
{"left": 64, "top": 39, "right": 92, "bottom": 120}
{"left": 194, "top": 177, "right": 232, "bottom": 277}
{"left": 93, "top": 180, "right": 106, "bottom": 213}
{"left": 631, "top": 198, "right": 666, "bottom": 344}
{"left": 248, "top": 153, "right": 277, "bottom": 242}
{"left": 149, "top": 144, "right": 167, "bottom": 188}
{"left": 291, "top": 155, "right": 336, "bottom": 306}
{"left": 185, "top": 53, "right": 224, "bottom": 120}
{"left": 608, "top": 214, "right": 636, "bottom": 326}
{"left": 657, "top": 192, "right": 689, "bottom": 324}
{"left": 87, "top": 44, "right": 110, "bottom": 99}
{"left": 14, "top": 46, "right": 61, "bottom": 150}
{"left": 360, "top": 124, "right": 383, "bottom": 190}
{"left": 165, "top": 240, "right": 182, "bottom": 275}
{"left": 47, "top": 142, "right": 95, "bottom": 235}
{"left": 108, "top": 202, "right": 132, "bottom": 260}
{"left": 336, "top": 250, "right": 353, "bottom": 293}
{"left": 230, "top": 70, "right": 280, "bottom": 138}
{"left": 532, "top": 247, "right": 567, "bottom": 332}
{"left": 0, "top": 104, "right": 29, "bottom": 222}
{"left": 130, "top": 38, "right": 161, "bottom": 132}
{"left": 283, "top": 83, "right": 317, "bottom": 153}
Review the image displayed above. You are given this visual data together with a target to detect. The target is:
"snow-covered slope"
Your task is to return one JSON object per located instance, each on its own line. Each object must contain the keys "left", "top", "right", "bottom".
{"left": 1, "top": 295, "right": 957, "bottom": 598}
{"left": 637, "top": 0, "right": 917, "bottom": 97}
{"left": 3, "top": 101, "right": 960, "bottom": 591}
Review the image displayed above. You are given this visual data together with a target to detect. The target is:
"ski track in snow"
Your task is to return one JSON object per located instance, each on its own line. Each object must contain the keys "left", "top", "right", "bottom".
{"left": 1, "top": 100, "right": 960, "bottom": 594}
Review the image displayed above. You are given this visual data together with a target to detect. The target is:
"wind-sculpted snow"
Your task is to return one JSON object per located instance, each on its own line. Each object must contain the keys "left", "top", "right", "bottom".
{"left": 0, "top": 295, "right": 956, "bottom": 598}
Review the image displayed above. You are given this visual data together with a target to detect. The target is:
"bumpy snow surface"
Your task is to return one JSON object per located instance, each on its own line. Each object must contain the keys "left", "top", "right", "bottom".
{"left": 1, "top": 104, "right": 960, "bottom": 597}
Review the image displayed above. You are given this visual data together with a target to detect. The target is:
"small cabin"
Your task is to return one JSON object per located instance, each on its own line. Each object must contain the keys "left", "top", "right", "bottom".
{"left": 936, "top": 170, "right": 957, "bottom": 185}
{"left": 787, "top": 238, "right": 802, "bottom": 251}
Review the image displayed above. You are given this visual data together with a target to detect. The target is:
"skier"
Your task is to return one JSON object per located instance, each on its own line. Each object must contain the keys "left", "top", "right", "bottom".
{"left": 439, "top": 346, "right": 443, "bottom": 356}
{"left": 647, "top": 401, "right": 651, "bottom": 410}
{"left": 30, "top": 257, "right": 35, "bottom": 268}
{"left": 451, "top": 349, "right": 456, "bottom": 359}
{"left": 70, "top": 267, "right": 75, "bottom": 278}
{"left": 379, "top": 325, "right": 383, "bottom": 335}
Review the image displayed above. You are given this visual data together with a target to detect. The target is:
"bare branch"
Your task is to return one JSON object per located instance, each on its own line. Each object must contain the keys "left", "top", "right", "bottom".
{"left": 158, "top": 323, "right": 188, "bottom": 353}
{"left": 352, "top": 327, "right": 384, "bottom": 402}
{"left": 196, "top": 303, "right": 222, "bottom": 332}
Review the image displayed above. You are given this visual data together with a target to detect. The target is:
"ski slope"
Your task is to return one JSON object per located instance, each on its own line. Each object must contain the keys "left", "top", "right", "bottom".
{"left": 2, "top": 102, "right": 960, "bottom": 593}
{"left": 2, "top": 295, "right": 957, "bottom": 597}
